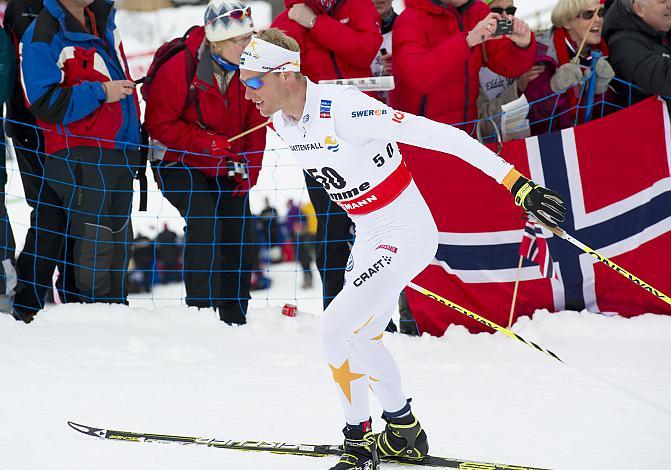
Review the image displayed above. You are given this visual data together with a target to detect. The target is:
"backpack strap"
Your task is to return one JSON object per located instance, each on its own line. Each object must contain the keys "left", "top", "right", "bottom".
{"left": 181, "top": 25, "right": 208, "bottom": 129}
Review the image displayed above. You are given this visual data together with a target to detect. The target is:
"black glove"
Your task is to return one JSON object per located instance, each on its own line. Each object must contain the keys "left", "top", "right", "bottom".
{"left": 511, "top": 176, "right": 566, "bottom": 228}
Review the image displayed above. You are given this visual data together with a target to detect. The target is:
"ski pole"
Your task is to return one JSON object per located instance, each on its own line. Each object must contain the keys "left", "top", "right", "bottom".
{"left": 229, "top": 119, "right": 272, "bottom": 142}
{"left": 545, "top": 225, "right": 671, "bottom": 307}
{"left": 406, "top": 282, "right": 562, "bottom": 362}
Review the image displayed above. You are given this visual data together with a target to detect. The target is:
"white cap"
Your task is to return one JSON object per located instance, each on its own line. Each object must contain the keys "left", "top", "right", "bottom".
{"left": 240, "top": 37, "right": 301, "bottom": 73}
{"left": 204, "top": 0, "right": 254, "bottom": 43}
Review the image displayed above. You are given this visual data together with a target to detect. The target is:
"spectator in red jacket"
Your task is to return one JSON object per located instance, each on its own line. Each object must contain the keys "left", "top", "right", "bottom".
{"left": 271, "top": 0, "right": 382, "bottom": 82}
{"left": 271, "top": 0, "right": 382, "bottom": 311}
{"left": 144, "top": 0, "right": 266, "bottom": 325}
{"left": 391, "top": 0, "right": 536, "bottom": 130}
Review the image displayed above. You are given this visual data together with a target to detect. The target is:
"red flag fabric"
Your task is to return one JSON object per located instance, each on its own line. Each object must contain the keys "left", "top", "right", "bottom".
{"left": 403, "top": 97, "right": 671, "bottom": 336}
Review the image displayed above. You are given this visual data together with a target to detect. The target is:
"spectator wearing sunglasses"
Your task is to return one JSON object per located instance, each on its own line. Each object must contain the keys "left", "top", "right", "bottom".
{"left": 271, "top": 0, "right": 382, "bottom": 311}
{"left": 476, "top": 0, "right": 544, "bottom": 142}
{"left": 525, "top": 0, "right": 616, "bottom": 134}
{"left": 144, "top": 0, "right": 267, "bottom": 325}
{"left": 603, "top": 0, "right": 671, "bottom": 106}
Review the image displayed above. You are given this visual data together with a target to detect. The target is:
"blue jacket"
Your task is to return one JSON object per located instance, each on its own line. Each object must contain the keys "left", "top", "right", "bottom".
{"left": 20, "top": 0, "right": 140, "bottom": 155}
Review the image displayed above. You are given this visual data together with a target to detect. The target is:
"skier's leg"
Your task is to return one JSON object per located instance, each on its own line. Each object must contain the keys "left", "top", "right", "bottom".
{"left": 319, "top": 242, "right": 406, "bottom": 425}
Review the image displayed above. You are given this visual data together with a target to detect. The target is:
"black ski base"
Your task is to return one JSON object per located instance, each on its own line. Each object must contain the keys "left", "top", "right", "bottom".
{"left": 67, "top": 421, "right": 550, "bottom": 469}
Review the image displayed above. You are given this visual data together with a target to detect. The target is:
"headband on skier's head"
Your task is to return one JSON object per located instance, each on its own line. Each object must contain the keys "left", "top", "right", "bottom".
{"left": 239, "top": 37, "right": 301, "bottom": 73}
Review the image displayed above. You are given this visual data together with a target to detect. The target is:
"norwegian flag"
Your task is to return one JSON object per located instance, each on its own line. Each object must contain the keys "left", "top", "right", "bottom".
{"left": 520, "top": 220, "right": 557, "bottom": 279}
{"left": 401, "top": 97, "right": 671, "bottom": 336}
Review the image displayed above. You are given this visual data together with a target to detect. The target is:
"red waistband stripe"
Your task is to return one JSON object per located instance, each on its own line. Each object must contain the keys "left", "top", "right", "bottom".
{"left": 335, "top": 163, "right": 412, "bottom": 215}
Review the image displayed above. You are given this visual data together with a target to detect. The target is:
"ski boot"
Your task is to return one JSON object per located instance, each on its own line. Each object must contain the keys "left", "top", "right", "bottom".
{"left": 330, "top": 419, "right": 379, "bottom": 470}
{"left": 376, "top": 405, "right": 428, "bottom": 460}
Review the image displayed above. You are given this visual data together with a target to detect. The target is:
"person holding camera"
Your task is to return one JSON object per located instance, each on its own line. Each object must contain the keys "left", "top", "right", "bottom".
{"left": 144, "top": 0, "right": 266, "bottom": 325}
{"left": 391, "top": 0, "right": 536, "bottom": 133}
{"left": 525, "top": 0, "right": 616, "bottom": 134}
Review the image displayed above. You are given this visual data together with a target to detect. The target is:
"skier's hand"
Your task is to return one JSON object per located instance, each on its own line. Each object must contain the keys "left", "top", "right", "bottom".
{"left": 511, "top": 175, "right": 566, "bottom": 228}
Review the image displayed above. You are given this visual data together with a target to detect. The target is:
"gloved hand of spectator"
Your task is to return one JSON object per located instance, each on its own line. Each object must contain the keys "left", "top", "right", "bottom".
{"left": 511, "top": 175, "right": 566, "bottom": 228}
{"left": 594, "top": 58, "right": 615, "bottom": 95}
{"left": 550, "top": 63, "right": 583, "bottom": 93}
{"left": 101, "top": 80, "right": 135, "bottom": 103}
{"left": 210, "top": 134, "right": 232, "bottom": 156}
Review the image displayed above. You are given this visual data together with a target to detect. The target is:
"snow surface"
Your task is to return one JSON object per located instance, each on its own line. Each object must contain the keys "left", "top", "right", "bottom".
{"left": 2, "top": 304, "right": 671, "bottom": 470}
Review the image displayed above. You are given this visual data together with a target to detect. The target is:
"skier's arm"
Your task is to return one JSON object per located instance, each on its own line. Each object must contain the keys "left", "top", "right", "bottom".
{"left": 332, "top": 87, "right": 567, "bottom": 227}
{"left": 332, "top": 87, "right": 513, "bottom": 183}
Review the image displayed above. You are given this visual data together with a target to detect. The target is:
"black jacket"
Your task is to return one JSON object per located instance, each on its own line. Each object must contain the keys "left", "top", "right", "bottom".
{"left": 603, "top": 0, "right": 671, "bottom": 104}
{"left": 3, "top": 0, "right": 44, "bottom": 140}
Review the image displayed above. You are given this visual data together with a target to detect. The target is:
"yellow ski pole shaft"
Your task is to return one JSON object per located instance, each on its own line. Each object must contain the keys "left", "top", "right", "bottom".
{"left": 545, "top": 225, "right": 671, "bottom": 307}
{"left": 407, "top": 282, "right": 563, "bottom": 362}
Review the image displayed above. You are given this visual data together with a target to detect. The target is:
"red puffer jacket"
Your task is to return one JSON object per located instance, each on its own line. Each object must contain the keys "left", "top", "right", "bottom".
{"left": 144, "top": 26, "right": 266, "bottom": 189}
{"left": 391, "top": 0, "right": 536, "bottom": 129}
{"left": 271, "top": 0, "right": 382, "bottom": 82}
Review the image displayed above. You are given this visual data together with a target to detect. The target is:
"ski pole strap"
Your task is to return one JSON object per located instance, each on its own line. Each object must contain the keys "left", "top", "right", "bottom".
{"left": 513, "top": 180, "right": 536, "bottom": 207}
{"left": 406, "top": 282, "right": 563, "bottom": 362}
{"left": 546, "top": 225, "right": 671, "bottom": 306}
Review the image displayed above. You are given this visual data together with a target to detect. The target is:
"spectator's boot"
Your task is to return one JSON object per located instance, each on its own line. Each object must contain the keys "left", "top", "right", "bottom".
{"left": 330, "top": 419, "right": 379, "bottom": 470}
{"left": 301, "top": 272, "right": 313, "bottom": 289}
{"left": 398, "top": 291, "right": 419, "bottom": 336}
{"left": 376, "top": 408, "right": 428, "bottom": 460}
{"left": 218, "top": 300, "right": 247, "bottom": 325}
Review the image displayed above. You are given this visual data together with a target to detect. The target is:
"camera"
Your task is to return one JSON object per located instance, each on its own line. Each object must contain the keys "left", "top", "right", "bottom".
{"left": 493, "top": 19, "right": 513, "bottom": 36}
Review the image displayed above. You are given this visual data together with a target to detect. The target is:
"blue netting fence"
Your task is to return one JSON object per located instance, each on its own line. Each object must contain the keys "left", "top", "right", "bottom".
{"left": 0, "top": 73, "right": 660, "bottom": 318}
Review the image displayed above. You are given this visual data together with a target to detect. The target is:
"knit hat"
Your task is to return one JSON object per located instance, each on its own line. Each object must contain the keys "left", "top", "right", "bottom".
{"left": 204, "top": 0, "right": 254, "bottom": 43}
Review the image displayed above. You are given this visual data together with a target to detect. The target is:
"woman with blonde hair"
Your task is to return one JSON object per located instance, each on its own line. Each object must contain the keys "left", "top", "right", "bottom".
{"left": 526, "top": 0, "right": 616, "bottom": 134}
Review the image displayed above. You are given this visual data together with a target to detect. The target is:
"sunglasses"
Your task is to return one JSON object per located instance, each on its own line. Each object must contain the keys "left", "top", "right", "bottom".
{"left": 240, "top": 61, "right": 292, "bottom": 90}
{"left": 490, "top": 6, "right": 517, "bottom": 16}
{"left": 577, "top": 6, "right": 604, "bottom": 20}
{"left": 205, "top": 6, "right": 252, "bottom": 27}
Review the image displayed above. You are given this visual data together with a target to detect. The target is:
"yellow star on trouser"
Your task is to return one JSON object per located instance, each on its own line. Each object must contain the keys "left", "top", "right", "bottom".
{"left": 329, "top": 359, "right": 366, "bottom": 403}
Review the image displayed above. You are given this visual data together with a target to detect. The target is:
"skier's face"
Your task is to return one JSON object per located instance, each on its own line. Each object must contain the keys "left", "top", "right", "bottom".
{"left": 240, "top": 68, "right": 286, "bottom": 117}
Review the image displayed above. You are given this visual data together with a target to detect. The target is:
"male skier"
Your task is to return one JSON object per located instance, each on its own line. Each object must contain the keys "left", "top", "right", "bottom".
{"left": 239, "top": 28, "right": 565, "bottom": 470}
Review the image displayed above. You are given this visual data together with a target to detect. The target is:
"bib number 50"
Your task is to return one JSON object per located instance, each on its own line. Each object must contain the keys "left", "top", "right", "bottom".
{"left": 306, "top": 167, "right": 346, "bottom": 190}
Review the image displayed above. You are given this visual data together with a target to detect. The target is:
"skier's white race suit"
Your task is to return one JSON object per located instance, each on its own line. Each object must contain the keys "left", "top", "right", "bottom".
{"left": 273, "top": 80, "right": 513, "bottom": 425}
